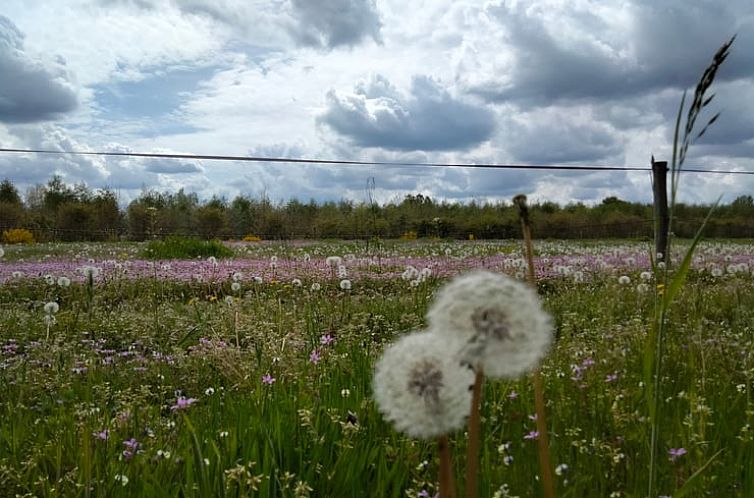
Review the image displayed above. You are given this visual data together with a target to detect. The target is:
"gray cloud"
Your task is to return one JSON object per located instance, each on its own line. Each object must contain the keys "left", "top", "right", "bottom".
{"left": 502, "top": 108, "right": 624, "bottom": 164}
{"left": 0, "top": 16, "right": 78, "bottom": 123}
{"left": 288, "top": 0, "right": 382, "bottom": 48}
{"left": 467, "top": 1, "right": 754, "bottom": 106}
{"left": 319, "top": 75, "right": 496, "bottom": 151}
{"left": 99, "top": 0, "right": 381, "bottom": 49}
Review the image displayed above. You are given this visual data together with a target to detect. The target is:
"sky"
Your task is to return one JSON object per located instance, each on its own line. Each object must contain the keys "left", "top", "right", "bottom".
{"left": 0, "top": 0, "right": 753, "bottom": 206}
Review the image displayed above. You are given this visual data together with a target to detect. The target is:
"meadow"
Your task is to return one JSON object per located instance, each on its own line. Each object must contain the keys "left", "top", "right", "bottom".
{"left": 1, "top": 239, "right": 753, "bottom": 498}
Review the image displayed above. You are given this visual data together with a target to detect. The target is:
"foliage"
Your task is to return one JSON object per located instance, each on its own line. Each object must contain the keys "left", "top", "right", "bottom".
{"left": 1, "top": 228, "right": 35, "bottom": 244}
{"left": 0, "top": 239, "right": 752, "bottom": 497}
{"left": 141, "top": 236, "right": 234, "bottom": 260}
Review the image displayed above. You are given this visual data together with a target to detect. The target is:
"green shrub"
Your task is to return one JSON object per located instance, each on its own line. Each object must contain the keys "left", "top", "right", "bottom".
{"left": 141, "top": 236, "right": 233, "bottom": 260}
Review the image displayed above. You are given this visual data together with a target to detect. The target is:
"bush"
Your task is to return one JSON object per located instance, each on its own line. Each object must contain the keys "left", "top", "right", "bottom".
{"left": 2, "top": 228, "right": 35, "bottom": 244}
{"left": 141, "top": 237, "right": 234, "bottom": 260}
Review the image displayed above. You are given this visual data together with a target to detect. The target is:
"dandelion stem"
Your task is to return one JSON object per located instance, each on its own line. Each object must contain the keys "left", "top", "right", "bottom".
{"left": 514, "top": 194, "right": 556, "bottom": 498}
{"left": 465, "top": 370, "right": 484, "bottom": 498}
{"left": 438, "top": 435, "right": 457, "bottom": 498}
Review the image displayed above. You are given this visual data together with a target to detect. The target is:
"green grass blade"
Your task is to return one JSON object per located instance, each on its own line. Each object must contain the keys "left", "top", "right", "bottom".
{"left": 673, "top": 449, "right": 724, "bottom": 498}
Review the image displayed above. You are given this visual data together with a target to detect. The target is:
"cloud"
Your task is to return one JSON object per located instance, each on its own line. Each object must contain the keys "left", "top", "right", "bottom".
{"left": 0, "top": 15, "right": 78, "bottom": 123}
{"left": 460, "top": 1, "right": 754, "bottom": 106}
{"left": 102, "top": 0, "right": 382, "bottom": 50}
{"left": 288, "top": 0, "right": 382, "bottom": 48}
{"left": 500, "top": 106, "right": 624, "bottom": 164}
{"left": 319, "top": 74, "right": 496, "bottom": 151}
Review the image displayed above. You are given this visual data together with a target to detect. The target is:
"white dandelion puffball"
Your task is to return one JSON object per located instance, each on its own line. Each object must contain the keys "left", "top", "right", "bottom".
{"left": 44, "top": 301, "right": 60, "bottom": 315}
{"left": 231, "top": 282, "right": 242, "bottom": 292}
{"left": 57, "top": 276, "right": 71, "bottom": 287}
{"left": 426, "top": 270, "right": 553, "bottom": 379}
{"left": 618, "top": 275, "right": 631, "bottom": 285}
{"left": 339, "top": 279, "right": 351, "bottom": 290}
{"left": 373, "top": 330, "right": 473, "bottom": 439}
{"left": 310, "top": 282, "right": 321, "bottom": 292}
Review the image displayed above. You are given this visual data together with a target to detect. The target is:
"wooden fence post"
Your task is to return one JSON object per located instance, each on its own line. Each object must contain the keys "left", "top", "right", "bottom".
{"left": 652, "top": 158, "right": 669, "bottom": 264}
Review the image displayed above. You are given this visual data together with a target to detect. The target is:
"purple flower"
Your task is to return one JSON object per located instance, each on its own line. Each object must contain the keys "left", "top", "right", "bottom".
{"left": 507, "top": 390, "right": 518, "bottom": 399}
{"left": 524, "top": 430, "right": 539, "bottom": 440}
{"left": 92, "top": 429, "right": 109, "bottom": 441}
{"left": 606, "top": 373, "right": 618, "bottom": 383}
{"left": 123, "top": 438, "right": 139, "bottom": 460}
{"left": 320, "top": 334, "right": 334, "bottom": 346}
{"left": 123, "top": 438, "right": 139, "bottom": 450}
{"left": 669, "top": 447, "right": 687, "bottom": 461}
{"left": 309, "top": 349, "right": 321, "bottom": 364}
{"left": 171, "top": 396, "right": 198, "bottom": 411}
{"left": 262, "top": 373, "right": 275, "bottom": 385}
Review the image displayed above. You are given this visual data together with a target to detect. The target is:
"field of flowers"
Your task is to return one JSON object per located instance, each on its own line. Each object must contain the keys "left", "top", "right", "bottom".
{"left": 1, "top": 239, "right": 753, "bottom": 498}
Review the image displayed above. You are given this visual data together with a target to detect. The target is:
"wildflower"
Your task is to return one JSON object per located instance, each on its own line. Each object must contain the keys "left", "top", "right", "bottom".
{"left": 637, "top": 283, "right": 650, "bottom": 293}
{"left": 171, "top": 396, "right": 198, "bottom": 411}
{"left": 309, "top": 349, "right": 321, "bottom": 364}
{"left": 253, "top": 276, "right": 263, "bottom": 284}
{"left": 618, "top": 275, "right": 631, "bottom": 285}
{"left": 606, "top": 373, "right": 619, "bottom": 383}
{"left": 640, "top": 271, "right": 652, "bottom": 281}
{"left": 205, "top": 387, "right": 216, "bottom": 395}
{"left": 339, "top": 279, "right": 351, "bottom": 290}
{"left": 224, "top": 296, "right": 234, "bottom": 305}
{"left": 80, "top": 266, "right": 101, "bottom": 279}
{"left": 57, "top": 276, "right": 71, "bottom": 287}
{"left": 668, "top": 447, "right": 687, "bottom": 461}
{"left": 92, "top": 429, "right": 110, "bottom": 440}
{"left": 44, "top": 301, "right": 60, "bottom": 315}
{"left": 337, "top": 265, "right": 348, "bottom": 278}
{"left": 292, "top": 278, "right": 302, "bottom": 287}
{"left": 12, "top": 271, "right": 23, "bottom": 278}
{"left": 114, "top": 474, "right": 129, "bottom": 486}
{"left": 372, "top": 330, "right": 473, "bottom": 439}
{"left": 232, "top": 271, "right": 243, "bottom": 282}
{"left": 524, "top": 430, "right": 539, "bottom": 440}
{"left": 320, "top": 334, "right": 334, "bottom": 345}
{"left": 231, "top": 282, "right": 241, "bottom": 292}
{"left": 262, "top": 373, "right": 275, "bottom": 385}
{"left": 341, "top": 388, "right": 350, "bottom": 398}
{"left": 44, "top": 274, "right": 55, "bottom": 285}
{"left": 555, "top": 463, "right": 569, "bottom": 476}
{"left": 426, "top": 270, "right": 553, "bottom": 379}
{"left": 123, "top": 438, "right": 139, "bottom": 460}
{"left": 507, "top": 390, "right": 518, "bottom": 399}
{"left": 310, "top": 282, "right": 321, "bottom": 291}
{"left": 326, "top": 256, "right": 342, "bottom": 268}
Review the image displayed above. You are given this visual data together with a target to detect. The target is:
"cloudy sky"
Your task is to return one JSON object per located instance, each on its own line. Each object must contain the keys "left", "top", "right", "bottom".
{"left": 0, "top": 0, "right": 753, "bottom": 206}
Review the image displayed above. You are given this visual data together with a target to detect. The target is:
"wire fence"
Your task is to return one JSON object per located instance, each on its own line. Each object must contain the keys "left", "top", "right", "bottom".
{"left": 1, "top": 147, "right": 753, "bottom": 175}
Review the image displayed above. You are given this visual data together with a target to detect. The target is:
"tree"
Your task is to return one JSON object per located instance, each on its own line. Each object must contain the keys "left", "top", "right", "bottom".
{"left": 0, "top": 179, "right": 22, "bottom": 205}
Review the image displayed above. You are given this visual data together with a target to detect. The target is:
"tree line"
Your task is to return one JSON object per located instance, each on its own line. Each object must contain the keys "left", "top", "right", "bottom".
{"left": 1, "top": 176, "right": 754, "bottom": 242}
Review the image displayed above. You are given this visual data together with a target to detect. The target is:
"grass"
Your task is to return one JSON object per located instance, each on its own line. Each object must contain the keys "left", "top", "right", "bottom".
{"left": 0, "top": 239, "right": 753, "bottom": 497}
{"left": 141, "top": 237, "right": 234, "bottom": 260}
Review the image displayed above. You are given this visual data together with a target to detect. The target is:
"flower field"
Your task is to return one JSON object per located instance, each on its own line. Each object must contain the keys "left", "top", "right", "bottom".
{"left": 1, "top": 239, "right": 753, "bottom": 497}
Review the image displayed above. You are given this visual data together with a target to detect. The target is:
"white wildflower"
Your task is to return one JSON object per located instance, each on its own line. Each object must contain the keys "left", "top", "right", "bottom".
{"left": 57, "top": 276, "right": 71, "bottom": 287}
{"left": 373, "top": 330, "right": 472, "bottom": 439}
{"left": 640, "top": 271, "right": 652, "bottom": 281}
{"left": 426, "top": 270, "right": 552, "bottom": 379}
{"left": 231, "top": 282, "right": 242, "bottom": 292}
{"left": 44, "top": 274, "right": 55, "bottom": 285}
{"left": 326, "top": 256, "right": 342, "bottom": 268}
{"left": 339, "top": 279, "right": 351, "bottom": 290}
{"left": 310, "top": 282, "right": 321, "bottom": 292}
{"left": 618, "top": 275, "right": 631, "bottom": 285}
{"left": 232, "top": 272, "right": 243, "bottom": 282}
{"left": 44, "top": 301, "right": 59, "bottom": 314}
{"left": 292, "top": 278, "right": 302, "bottom": 287}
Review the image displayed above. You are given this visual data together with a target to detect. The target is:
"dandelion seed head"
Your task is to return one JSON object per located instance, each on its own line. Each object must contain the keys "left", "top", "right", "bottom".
{"left": 310, "top": 282, "right": 321, "bottom": 291}
{"left": 618, "top": 275, "right": 631, "bottom": 285}
{"left": 43, "top": 301, "right": 59, "bottom": 315}
{"left": 231, "top": 282, "right": 241, "bottom": 292}
{"left": 339, "top": 279, "right": 351, "bottom": 290}
{"left": 57, "top": 276, "right": 71, "bottom": 287}
{"left": 427, "top": 270, "right": 552, "bottom": 379}
{"left": 373, "top": 330, "right": 472, "bottom": 439}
